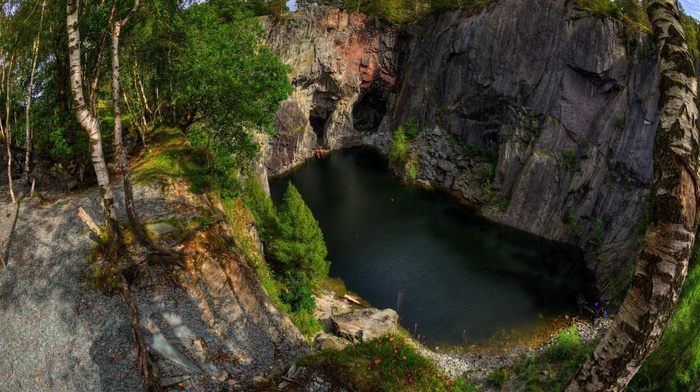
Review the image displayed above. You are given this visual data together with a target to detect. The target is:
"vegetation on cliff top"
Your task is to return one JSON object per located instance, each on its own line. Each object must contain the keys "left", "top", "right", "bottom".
{"left": 256, "top": 333, "right": 478, "bottom": 392}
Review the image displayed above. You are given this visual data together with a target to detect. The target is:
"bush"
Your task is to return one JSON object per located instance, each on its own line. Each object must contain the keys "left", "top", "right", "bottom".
{"left": 404, "top": 117, "right": 420, "bottom": 139}
{"left": 549, "top": 325, "right": 581, "bottom": 360}
{"left": 289, "top": 309, "right": 323, "bottom": 338}
{"left": 487, "top": 369, "right": 510, "bottom": 389}
{"left": 391, "top": 126, "right": 409, "bottom": 162}
{"left": 281, "top": 271, "right": 316, "bottom": 313}
{"left": 299, "top": 334, "right": 476, "bottom": 391}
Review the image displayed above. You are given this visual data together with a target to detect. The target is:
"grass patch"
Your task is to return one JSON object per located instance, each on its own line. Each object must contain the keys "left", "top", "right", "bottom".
{"left": 295, "top": 334, "right": 476, "bottom": 392}
{"left": 516, "top": 325, "right": 598, "bottom": 391}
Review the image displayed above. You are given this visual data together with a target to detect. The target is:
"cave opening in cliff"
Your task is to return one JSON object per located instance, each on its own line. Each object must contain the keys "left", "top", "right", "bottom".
{"left": 352, "top": 90, "right": 387, "bottom": 132}
{"left": 309, "top": 114, "right": 327, "bottom": 142}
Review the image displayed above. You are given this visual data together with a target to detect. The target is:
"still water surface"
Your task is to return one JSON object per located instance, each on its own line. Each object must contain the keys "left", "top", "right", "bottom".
{"left": 270, "top": 147, "right": 592, "bottom": 347}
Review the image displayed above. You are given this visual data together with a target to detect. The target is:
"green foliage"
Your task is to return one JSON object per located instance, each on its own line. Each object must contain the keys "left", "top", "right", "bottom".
{"left": 272, "top": 183, "right": 330, "bottom": 288}
{"left": 680, "top": 11, "right": 700, "bottom": 59}
{"left": 561, "top": 146, "right": 577, "bottom": 174}
{"left": 563, "top": 209, "right": 583, "bottom": 236}
{"left": 463, "top": 140, "right": 483, "bottom": 157}
{"left": 487, "top": 368, "right": 510, "bottom": 389}
{"left": 482, "top": 179, "right": 493, "bottom": 200}
{"left": 241, "top": 176, "right": 330, "bottom": 336}
{"left": 391, "top": 126, "right": 410, "bottom": 162}
{"left": 407, "top": 156, "right": 419, "bottom": 180}
{"left": 244, "top": 175, "right": 280, "bottom": 244}
{"left": 630, "top": 251, "right": 700, "bottom": 391}
{"left": 576, "top": 0, "right": 623, "bottom": 20}
{"left": 289, "top": 309, "right": 323, "bottom": 337}
{"left": 173, "top": 4, "right": 292, "bottom": 173}
{"left": 404, "top": 117, "right": 420, "bottom": 139}
{"left": 281, "top": 271, "right": 316, "bottom": 312}
{"left": 549, "top": 325, "right": 581, "bottom": 360}
{"left": 517, "top": 325, "right": 597, "bottom": 392}
{"left": 481, "top": 162, "right": 494, "bottom": 178}
{"left": 588, "top": 218, "right": 605, "bottom": 252}
{"left": 298, "top": 334, "right": 476, "bottom": 391}
{"left": 615, "top": 106, "right": 626, "bottom": 129}
{"left": 497, "top": 196, "right": 509, "bottom": 213}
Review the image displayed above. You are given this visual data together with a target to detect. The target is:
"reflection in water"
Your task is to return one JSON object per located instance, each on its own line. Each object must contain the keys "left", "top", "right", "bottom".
{"left": 270, "top": 147, "right": 593, "bottom": 346}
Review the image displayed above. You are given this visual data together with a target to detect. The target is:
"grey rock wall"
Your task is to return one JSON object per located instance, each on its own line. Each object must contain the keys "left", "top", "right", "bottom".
{"left": 261, "top": 1, "right": 698, "bottom": 303}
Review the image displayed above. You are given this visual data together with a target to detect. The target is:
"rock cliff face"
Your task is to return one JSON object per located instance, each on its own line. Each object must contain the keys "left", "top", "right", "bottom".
{"left": 261, "top": 1, "right": 696, "bottom": 303}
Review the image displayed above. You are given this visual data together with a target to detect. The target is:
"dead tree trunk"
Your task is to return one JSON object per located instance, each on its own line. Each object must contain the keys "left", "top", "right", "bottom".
{"left": 67, "top": 0, "right": 122, "bottom": 256}
{"left": 566, "top": 1, "right": 699, "bottom": 390}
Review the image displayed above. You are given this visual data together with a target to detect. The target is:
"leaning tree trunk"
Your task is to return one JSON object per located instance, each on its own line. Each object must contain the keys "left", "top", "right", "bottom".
{"left": 67, "top": 0, "right": 122, "bottom": 256}
{"left": 111, "top": 0, "right": 151, "bottom": 249}
{"left": 566, "top": 1, "right": 699, "bottom": 391}
{"left": 23, "top": 0, "right": 47, "bottom": 184}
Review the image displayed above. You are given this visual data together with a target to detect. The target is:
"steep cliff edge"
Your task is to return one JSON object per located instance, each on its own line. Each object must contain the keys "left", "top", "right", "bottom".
{"left": 261, "top": 1, "right": 697, "bottom": 303}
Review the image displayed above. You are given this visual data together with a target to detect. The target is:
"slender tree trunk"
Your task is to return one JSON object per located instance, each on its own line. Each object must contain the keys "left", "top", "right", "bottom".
{"left": 87, "top": 0, "right": 117, "bottom": 116}
{"left": 111, "top": 0, "right": 150, "bottom": 248}
{"left": 23, "top": 0, "right": 47, "bottom": 184}
{"left": 566, "top": 1, "right": 699, "bottom": 391}
{"left": 133, "top": 70, "right": 149, "bottom": 144}
{"left": 4, "top": 50, "right": 16, "bottom": 204}
{"left": 67, "top": 0, "right": 122, "bottom": 256}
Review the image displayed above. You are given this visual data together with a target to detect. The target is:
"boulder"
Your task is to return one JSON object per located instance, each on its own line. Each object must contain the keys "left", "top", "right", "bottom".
{"left": 331, "top": 308, "right": 398, "bottom": 342}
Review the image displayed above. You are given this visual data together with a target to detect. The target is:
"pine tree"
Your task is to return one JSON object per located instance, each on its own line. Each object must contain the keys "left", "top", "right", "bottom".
{"left": 245, "top": 174, "right": 280, "bottom": 244}
{"left": 273, "top": 182, "right": 330, "bottom": 288}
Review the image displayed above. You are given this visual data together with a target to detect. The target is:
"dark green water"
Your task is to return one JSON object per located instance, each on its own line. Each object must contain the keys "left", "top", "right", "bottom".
{"left": 269, "top": 147, "right": 593, "bottom": 347}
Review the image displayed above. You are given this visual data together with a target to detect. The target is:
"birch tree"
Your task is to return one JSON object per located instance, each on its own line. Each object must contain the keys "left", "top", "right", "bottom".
{"left": 3, "top": 49, "right": 16, "bottom": 204}
{"left": 566, "top": 0, "right": 699, "bottom": 390}
{"left": 67, "top": 0, "right": 122, "bottom": 256}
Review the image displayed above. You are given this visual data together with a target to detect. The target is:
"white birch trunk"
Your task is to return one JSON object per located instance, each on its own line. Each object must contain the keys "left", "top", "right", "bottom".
{"left": 566, "top": 1, "right": 700, "bottom": 390}
{"left": 4, "top": 50, "right": 15, "bottom": 204}
{"left": 67, "top": 0, "right": 121, "bottom": 254}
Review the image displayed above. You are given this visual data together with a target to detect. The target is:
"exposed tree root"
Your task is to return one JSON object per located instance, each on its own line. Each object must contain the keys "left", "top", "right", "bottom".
{"left": 119, "top": 272, "right": 157, "bottom": 391}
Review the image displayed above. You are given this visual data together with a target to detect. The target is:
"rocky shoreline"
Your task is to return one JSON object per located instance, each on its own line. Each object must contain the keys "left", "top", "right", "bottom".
{"left": 311, "top": 290, "right": 613, "bottom": 389}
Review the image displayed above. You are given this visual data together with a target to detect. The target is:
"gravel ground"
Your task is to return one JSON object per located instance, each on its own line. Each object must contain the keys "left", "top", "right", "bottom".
{"left": 0, "top": 183, "right": 151, "bottom": 391}
{"left": 0, "top": 180, "right": 308, "bottom": 391}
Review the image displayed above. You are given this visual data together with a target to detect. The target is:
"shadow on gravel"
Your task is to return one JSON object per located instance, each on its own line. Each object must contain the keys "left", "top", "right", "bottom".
{"left": 2, "top": 202, "right": 20, "bottom": 265}
{"left": 0, "top": 185, "right": 310, "bottom": 391}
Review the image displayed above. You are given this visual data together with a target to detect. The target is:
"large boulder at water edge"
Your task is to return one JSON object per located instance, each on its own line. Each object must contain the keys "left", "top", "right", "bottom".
{"left": 331, "top": 308, "right": 399, "bottom": 342}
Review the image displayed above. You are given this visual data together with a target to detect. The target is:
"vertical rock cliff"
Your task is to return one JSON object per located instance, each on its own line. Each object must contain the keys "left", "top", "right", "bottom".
{"left": 261, "top": 0, "right": 698, "bottom": 303}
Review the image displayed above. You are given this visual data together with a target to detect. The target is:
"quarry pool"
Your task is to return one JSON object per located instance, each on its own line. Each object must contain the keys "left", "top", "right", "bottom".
{"left": 269, "top": 147, "right": 594, "bottom": 347}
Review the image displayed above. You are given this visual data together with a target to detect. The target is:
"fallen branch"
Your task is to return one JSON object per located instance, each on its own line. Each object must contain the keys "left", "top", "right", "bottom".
{"left": 343, "top": 294, "right": 363, "bottom": 306}
{"left": 119, "top": 272, "right": 153, "bottom": 390}
{"left": 78, "top": 207, "right": 102, "bottom": 237}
